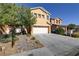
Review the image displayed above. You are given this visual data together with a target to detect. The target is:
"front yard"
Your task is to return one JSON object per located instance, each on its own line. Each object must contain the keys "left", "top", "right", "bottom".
{"left": 0, "top": 34, "right": 44, "bottom": 56}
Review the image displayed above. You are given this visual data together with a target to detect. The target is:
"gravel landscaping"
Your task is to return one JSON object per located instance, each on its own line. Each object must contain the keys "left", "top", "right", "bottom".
{"left": 0, "top": 35, "right": 44, "bottom": 56}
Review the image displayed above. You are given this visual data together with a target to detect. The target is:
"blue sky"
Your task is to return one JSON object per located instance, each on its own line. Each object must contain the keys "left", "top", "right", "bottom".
{"left": 19, "top": 3, "right": 79, "bottom": 25}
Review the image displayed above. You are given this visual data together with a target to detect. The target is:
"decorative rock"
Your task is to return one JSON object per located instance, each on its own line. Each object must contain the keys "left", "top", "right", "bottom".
{"left": 2, "top": 46, "right": 5, "bottom": 55}
{"left": 2, "top": 47, "right": 5, "bottom": 50}
{"left": 0, "top": 46, "right": 2, "bottom": 51}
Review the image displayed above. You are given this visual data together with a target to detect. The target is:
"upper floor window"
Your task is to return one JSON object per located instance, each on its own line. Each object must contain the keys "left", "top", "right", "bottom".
{"left": 54, "top": 20, "right": 55, "bottom": 24}
{"left": 38, "top": 14, "right": 41, "bottom": 18}
{"left": 56, "top": 20, "right": 59, "bottom": 24}
{"left": 47, "top": 15, "right": 49, "bottom": 20}
{"left": 59, "top": 20, "right": 61, "bottom": 24}
{"left": 34, "top": 13, "right": 37, "bottom": 17}
{"left": 42, "top": 15, "right": 45, "bottom": 18}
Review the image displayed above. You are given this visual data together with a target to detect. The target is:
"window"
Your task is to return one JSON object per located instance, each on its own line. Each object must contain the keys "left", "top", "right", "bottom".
{"left": 42, "top": 15, "right": 45, "bottom": 18}
{"left": 56, "top": 20, "right": 59, "bottom": 24}
{"left": 54, "top": 20, "right": 55, "bottom": 24}
{"left": 34, "top": 13, "right": 37, "bottom": 17}
{"left": 59, "top": 20, "right": 60, "bottom": 24}
{"left": 47, "top": 15, "right": 49, "bottom": 20}
{"left": 38, "top": 14, "right": 41, "bottom": 18}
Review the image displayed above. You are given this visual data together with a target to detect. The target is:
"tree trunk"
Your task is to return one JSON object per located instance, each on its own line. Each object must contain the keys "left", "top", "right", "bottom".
{"left": 27, "top": 26, "right": 31, "bottom": 35}
{"left": 11, "top": 26, "right": 16, "bottom": 48}
{"left": 21, "top": 25, "right": 23, "bottom": 35}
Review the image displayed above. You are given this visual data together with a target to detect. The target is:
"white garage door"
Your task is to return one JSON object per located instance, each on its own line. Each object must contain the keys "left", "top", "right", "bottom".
{"left": 32, "top": 27, "right": 48, "bottom": 34}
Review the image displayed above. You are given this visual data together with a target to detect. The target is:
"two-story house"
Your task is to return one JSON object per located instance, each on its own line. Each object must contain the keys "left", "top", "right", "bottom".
{"left": 31, "top": 7, "right": 51, "bottom": 34}
{"left": 50, "top": 18, "right": 62, "bottom": 32}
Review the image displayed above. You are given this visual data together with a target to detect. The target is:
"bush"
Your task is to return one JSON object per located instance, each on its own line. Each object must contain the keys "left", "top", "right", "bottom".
{"left": 55, "top": 27, "right": 65, "bottom": 35}
{"left": 3, "top": 34, "right": 10, "bottom": 38}
{"left": 0, "top": 34, "right": 10, "bottom": 39}
{"left": 0, "top": 34, "right": 19, "bottom": 43}
{"left": 68, "top": 24, "right": 76, "bottom": 29}
{"left": 31, "top": 37, "right": 35, "bottom": 40}
{"left": 0, "top": 38, "right": 11, "bottom": 43}
{"left": 72, "top": 32, "right": 79, "bottom": 38}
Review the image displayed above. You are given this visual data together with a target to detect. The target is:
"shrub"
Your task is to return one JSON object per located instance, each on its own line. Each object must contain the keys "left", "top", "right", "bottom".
{"left": 72, "top": 32, "right": 79, "bottom": 38}
{"left": 31, "top": 37, "right": 35, "bottom": 40}
{"left": 0, "top": 34, "right": 19, "bottom": 43}
{"left": 0, "top": 34, "right": 10, "bottom": 40}
{"left": 55, "top": 27, "right": 65, "bottom": 35}
{"left": 26, "top": 33, "right": 31, "bottom": 37}
{"left": 3, "top": 34, "right": 10, "bottom": 39}
{"left": 0, "top": 37, "right": 11, "bottom": 43}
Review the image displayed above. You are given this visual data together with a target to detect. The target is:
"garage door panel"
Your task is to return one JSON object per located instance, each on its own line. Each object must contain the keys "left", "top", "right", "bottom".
{"left": 33, "top": 27, "right": 48, "bottom": 34}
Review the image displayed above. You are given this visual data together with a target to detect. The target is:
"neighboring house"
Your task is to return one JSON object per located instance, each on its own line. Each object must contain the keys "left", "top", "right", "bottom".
{"left": 61, "top": 25, "right": 79, "bottom": 35}
{"left": 50, "top": 18, "right": 62, "bottom": 32}
{"left": 31, "top": 7, "right": 51, "bottom": 34}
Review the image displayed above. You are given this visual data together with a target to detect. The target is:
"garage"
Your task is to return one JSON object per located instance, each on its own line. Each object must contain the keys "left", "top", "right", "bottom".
{"left": 32, "top": 26, "right": 48, "bottom": 34}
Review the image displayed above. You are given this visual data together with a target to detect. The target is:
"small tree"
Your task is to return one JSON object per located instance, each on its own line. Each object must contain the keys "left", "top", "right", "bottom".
{"left": 67, "top": 24, "right": 76, "bottom": 36}
{"left": 0, "top": 3, "right": 19, "bottom": 48}
{"left": 25, "top": 8, "right": 36, "bottom": 35}
{"left": 55, "top": 27, "right": 65, "bottom": 35}
{"left": 18, "top": 7, "right": 36, "bottom": 35}
{"left": 68, "top": 24, "right": 76, "bottom": 30}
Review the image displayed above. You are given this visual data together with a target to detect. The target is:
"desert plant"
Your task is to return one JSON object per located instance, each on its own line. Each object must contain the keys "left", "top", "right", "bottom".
{"left": 72, "top": 32, "right": 79, "bottom": 38}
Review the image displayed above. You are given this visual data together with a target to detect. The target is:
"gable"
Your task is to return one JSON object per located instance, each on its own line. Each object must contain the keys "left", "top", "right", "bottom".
{"left": 31, "top": 8, "right": 49, "bottom": 15}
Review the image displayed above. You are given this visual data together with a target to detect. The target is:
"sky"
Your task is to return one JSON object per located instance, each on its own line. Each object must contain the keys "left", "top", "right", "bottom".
{"left": 18, "top": 3, "right": 79, "bottom": 25}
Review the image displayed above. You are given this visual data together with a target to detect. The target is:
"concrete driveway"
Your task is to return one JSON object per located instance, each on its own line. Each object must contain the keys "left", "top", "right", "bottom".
{"left": 34, "top": 34, "right": 79, "bottom": 56}
{"left": 13, "top": 34, "right": 79, "bottom": 56}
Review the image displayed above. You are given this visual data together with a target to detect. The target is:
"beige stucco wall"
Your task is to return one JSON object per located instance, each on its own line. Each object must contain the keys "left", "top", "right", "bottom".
{"left": 31, "top": 8, "right": 50, "bottom": 26}
{"left": 50, "top": 18, "right": 62, "bottom": 25}
{"left": 31, "top": 8, "right": 51, "bottom": 33}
